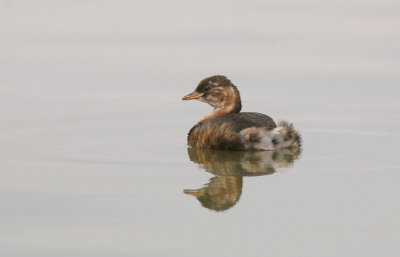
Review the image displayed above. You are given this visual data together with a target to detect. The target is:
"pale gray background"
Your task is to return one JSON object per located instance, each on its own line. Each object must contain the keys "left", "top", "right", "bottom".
{"left": 1, "top": 1, "right": 399, "bottom": 256}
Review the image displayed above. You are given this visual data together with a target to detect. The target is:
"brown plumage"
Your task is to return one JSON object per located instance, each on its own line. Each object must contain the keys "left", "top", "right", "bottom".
{"left": 182, "top": 75, "right": 302, "bottom": 151}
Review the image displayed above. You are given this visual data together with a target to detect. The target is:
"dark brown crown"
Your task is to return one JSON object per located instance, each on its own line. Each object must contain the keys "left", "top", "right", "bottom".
{"left": 195, "top": 75, "right": 232, "bottom": 92}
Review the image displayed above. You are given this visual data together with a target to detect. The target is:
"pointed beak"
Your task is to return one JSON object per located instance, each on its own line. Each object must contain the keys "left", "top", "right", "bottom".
{"left": 183, "top": 189, "right": 204, "bottom": 197}
{"left": 182, "top": 91, "right": 204, "bottom": 101}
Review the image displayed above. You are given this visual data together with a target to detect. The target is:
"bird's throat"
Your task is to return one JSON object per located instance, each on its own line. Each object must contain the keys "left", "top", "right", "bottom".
{"left": 197, "top": 88, "right": 242, "bottom": 124}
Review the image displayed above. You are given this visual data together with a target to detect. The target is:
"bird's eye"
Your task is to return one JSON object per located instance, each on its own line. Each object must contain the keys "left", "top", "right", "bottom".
{"left": 204, "top": 86, "right": 211, "bottom": 91}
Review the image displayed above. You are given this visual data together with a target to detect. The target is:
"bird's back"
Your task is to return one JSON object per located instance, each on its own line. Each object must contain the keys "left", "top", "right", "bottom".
{"left": 188, "top": 112, "right": 276, "bottom": 150}
{"left": 219, "top": 112, "right": 276, "bottom": 131}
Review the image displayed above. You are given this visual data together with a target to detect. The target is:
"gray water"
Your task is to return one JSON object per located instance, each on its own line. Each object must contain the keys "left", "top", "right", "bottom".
{"left": 1, "top": 1, "right": 400, "bottom": 256}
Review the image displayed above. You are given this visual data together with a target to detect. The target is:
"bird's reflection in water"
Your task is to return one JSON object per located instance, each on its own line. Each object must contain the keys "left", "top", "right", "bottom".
{"left": 184, "top": 148, "right": 301, "bottom": 212}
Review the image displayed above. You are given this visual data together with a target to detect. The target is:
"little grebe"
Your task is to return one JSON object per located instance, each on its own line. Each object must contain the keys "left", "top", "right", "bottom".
{"left": 182, "top": 75, "right": 302, "bottom": 151}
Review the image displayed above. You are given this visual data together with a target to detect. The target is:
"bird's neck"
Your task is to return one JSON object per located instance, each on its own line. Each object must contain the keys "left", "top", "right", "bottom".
{"left": 198, "top": 87, "right": 241, "bottom": 123}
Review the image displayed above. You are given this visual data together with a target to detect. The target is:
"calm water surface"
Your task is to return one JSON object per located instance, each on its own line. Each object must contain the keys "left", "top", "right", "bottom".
{"left": 1, "top": 76, "right": 399, "bottom": 257}
{"left": 1, "top": 1, "right": 400, "bottom": 256}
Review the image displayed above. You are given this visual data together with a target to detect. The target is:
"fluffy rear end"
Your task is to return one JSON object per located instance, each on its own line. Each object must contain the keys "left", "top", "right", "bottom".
{"left": 240, "top": 121, "right": 302, "bottom": 151}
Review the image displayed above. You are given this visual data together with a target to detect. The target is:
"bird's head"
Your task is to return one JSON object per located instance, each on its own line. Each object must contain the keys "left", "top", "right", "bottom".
{"left": 182, "top": 75, "right": 241, "bottom": 112}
